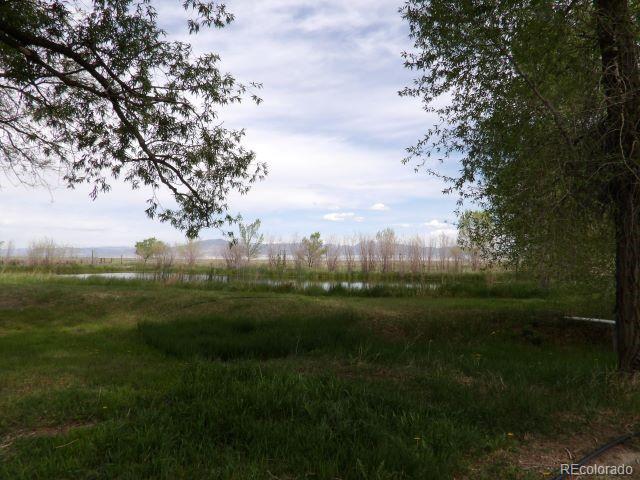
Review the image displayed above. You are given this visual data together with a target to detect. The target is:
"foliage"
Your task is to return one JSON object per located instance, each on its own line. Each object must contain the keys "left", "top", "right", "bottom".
{"left": 375, "top": 228, "right": 397, "bottom": 273}
{"left": 0, "top": 0, "right": 266, "bottom": 237}
{"left": 221, "top": 241, "right": 244, "bottom": 269}
{"left": 301, "top": 232, "right": 326, "bottom": 269}
{"left": 457, "top": 210, "right": 499, "bottom": 268}
{"left": 178, "top": 239, "right": 201, "bottom": 266}
{"left": 238, "top": 219, "right": 264, "bottom": 263}
{"left": 400, "top": 1, "right": 616, "bottom": 278}
{"left": 26, "top": 238, "right": 69, "bottom": 266}
{"left": 134, "top": 237, "right": 166, "bottom": 265}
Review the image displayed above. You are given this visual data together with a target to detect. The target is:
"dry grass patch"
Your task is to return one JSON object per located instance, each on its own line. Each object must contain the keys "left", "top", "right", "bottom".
{"left": 469, "top": 417, "right": 640, "bottom": 479}
{"left": 0, "top": 421, "right": 97, "bottom": 452}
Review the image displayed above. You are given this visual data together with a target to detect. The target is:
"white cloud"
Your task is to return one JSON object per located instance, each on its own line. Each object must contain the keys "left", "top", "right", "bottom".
{"left": 425, "top": 219, "right": 450, "bottom": 229}
{"left": 323, "top": 212, "right": 356, "bottom": 222}
{"left": 370, "top": 202, "right": 389, "bottom": 211}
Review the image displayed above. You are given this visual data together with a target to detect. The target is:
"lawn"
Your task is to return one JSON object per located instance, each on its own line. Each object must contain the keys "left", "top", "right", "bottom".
{"left": 0, "top": 274, "right": 637, "bottom": 479}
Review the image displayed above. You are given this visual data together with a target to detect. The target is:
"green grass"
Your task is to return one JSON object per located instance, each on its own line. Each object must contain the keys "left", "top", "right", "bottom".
{"left": 37, "top": 269, "right": 557, "bottom": 299}
{"left": 0, "top": 273, "right": 635, "bottom": 479}
{"left": 139, "top": 311, "right": 360, "bottom": 360}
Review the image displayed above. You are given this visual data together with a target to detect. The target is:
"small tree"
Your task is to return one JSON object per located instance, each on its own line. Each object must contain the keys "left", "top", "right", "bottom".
{"left": 376, "top": 228, "right": 397, "bottom": 273}
{"left": 2, "top": 240, "right": 13, "bottom": 263}
{"left": 266, "top": 237, "right": 287, "bottom": 271}
{"left": 450, "top": 245, "right": 463, "bottom": 273}
{"left": 358, "top": 235, "right": 376, "bottom": 273}
{"left": 26, "top": 238, "right": 69, "bottom": 266}
{"left": 437, "top": 233, "right": 451, "bottom": 272}
{"left": 343, "top": 236, "right": 356, "bottom": 274}
{"left": 221, "top": 241, "right": 244, "bottom": 269}
{"left": 154, "top": 242, "right": 175, "bottom": 269}
{"left": 325, "top": 237, "right": 341, "bottom": 272}
{"left": 302, "top": 232, "right": 326, "bottom": 269}
{"left": 135, "top": 238, "right": 164, "bottom": 267}
{"left": 180, "top": 239, "right": 202, "bottom": 267}
{"left": 238, "top": 219, "right": 264, "bottom": 264}
{"left": 291, "top": 235, "right": 305, "bottom": 270}
{"left": 426, "top": 237, "right": 436, "bottom": 271}
{"left": 408, "top": 235, "right": 425, "bottom": 274}
{"left": 266, "top": 237, "right": 278, "bottom": 269}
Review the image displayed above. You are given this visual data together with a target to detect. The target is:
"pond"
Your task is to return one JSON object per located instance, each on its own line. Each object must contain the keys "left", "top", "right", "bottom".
{"left": 66, "top": 272, "right": 437, "bottom": 292}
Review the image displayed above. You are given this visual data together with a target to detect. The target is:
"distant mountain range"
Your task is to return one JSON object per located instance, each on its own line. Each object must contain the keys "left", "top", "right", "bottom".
{"left": 12, "top": 239, "right": 234, "bottom": 258}
{"left": 21, "top": 239, "right": 231, "bottom": 259}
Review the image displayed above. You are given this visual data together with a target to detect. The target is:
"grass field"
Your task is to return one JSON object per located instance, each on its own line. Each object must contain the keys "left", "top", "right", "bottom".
{"left": 0, "top": 274, "right": 638, "bottom": 479}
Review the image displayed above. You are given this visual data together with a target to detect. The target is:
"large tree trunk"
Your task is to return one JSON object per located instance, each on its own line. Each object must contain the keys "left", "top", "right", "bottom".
{"left": 614, "top": 183, "right": 640, "bottom": 371}
{"left": 595, "top": 0, "right": 640, "bottom": 371}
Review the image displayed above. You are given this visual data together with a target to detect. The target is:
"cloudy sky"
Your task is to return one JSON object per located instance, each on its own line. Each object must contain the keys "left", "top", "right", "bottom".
{"left": 0, "top": 0, "right": 460, "bottom": 247}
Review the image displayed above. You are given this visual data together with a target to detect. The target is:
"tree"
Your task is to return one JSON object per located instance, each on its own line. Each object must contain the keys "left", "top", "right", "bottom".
{"left": 0, "top": 1, "right": 266, "bottom": 238}
{"left": 179, "top": 239, "right": 202, "bottom": 267}
{"left": 325, "top": 237, "right": 341, "bottom": 272}
{"left": 2, "top": 240, "right": 13, "bottom": 260}
{"left": 407, "top": 235, "right": 425, "bottom": 274}
{"left": 27, "top": 238, "right": 68, "bottom": 266}
{"left": 153, "top": 242, "right": 175, "bottom": 269}
{"left": 437, "top": 233, "right": 451, "bottom": 272}
{"left": 265, "top": 236, "right": 287, "bottom": 271}
{"left": 291, "top": 235, "right": 305, "bottom": 270}
{"left": 221, "top": 241, "right": 244, "bottom": 269}
{"left": 426, "top": 237, "right": 435, "bottom": 272}
{"left": 457, "top": 210, "right": 497, "bottom": 270}
{"left": 301, "top": 232, "right": 326, "bottom": 269}
{"left": 238, "top": 219, "right": 263, "bottom": 264}
{"left": 358, "top": 234, "right": 376, "bottom": 273}
{"left": 376, "top": 228, "right": 397, "bottom": 273}
{"left": 135, "top": 237, "right": 164, "bottom": 267}
{"left": 266, "top": 236, "right": 278, "bottom": 269}
{"left": 342, "top": 236, "right": 356, "bottom": 273}
{"left": 403, "top": 1, "right": 640, "bottom": 371}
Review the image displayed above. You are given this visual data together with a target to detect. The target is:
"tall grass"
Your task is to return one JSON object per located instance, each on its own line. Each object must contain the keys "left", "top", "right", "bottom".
{"left": 47, "top": 271, "right": 551, "bottom": 299}
{"left": 139, "top": 311, "right": 360, "bottom": 360}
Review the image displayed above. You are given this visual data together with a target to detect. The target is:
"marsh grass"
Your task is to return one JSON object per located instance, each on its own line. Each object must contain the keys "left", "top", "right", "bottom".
{"left": 46, "top": 270, "right": 553, "bottom": 300}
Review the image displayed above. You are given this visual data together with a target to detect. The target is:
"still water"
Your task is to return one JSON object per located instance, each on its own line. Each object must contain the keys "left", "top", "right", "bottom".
{"left": 68, "top": 272, "right": 435, "bottom": 291}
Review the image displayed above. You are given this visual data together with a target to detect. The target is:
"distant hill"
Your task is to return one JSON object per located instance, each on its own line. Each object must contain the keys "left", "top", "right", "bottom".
{"left": 10, "top": 239, "right": 230, "bottom": 259}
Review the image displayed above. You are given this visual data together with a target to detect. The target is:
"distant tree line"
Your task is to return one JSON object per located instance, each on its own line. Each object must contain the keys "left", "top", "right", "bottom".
{"left": 3, "top": 215, "right": 499, "bottom": 274}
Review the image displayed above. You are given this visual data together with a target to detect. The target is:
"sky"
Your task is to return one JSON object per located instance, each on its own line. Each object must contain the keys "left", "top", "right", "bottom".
{"left": 0, "top": 0, "right": 461, "bottom": 248}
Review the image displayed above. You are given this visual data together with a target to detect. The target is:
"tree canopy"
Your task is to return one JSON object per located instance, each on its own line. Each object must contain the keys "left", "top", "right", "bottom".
{"left": 134, "top": 237, "right": 165, "bottom": 264}
{"left": 401, "top": 0, "right": 616, "bottom": 276}
{"left": 0, "top": 0, "right": 266, "bottom": 237}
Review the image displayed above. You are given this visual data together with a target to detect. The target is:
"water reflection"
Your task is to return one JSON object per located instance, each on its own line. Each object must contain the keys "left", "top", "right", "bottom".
{"left": 67, "top": 272, "right": 436, "bottom": 291}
